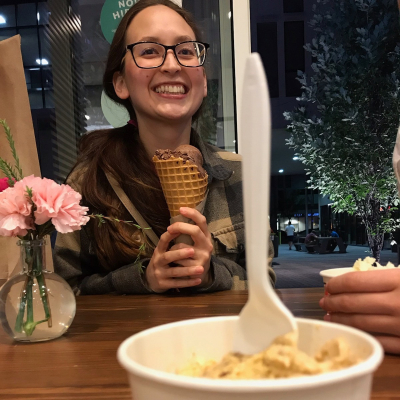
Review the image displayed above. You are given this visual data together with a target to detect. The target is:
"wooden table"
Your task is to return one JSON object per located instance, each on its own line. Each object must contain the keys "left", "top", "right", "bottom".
{"left": 0, "top": 288, "right": 398, "bottom": 399}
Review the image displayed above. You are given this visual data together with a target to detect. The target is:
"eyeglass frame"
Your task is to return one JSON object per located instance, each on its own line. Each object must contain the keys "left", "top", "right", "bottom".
{"left": 125, "top": 40, "right": 210, "bottom": 69}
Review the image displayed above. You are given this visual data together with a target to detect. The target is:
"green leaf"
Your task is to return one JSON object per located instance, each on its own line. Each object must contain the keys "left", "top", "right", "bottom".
{"left": 0, "top": 119, "right": 23, "bottom": 180}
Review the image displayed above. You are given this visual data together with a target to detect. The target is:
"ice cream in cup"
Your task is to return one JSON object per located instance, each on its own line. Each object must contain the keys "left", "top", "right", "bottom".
{"left": 117, "top": 316, "right": 383, "bottom": 400}
{"left": 320, "top": 257, "right": 398, "bottom": 296}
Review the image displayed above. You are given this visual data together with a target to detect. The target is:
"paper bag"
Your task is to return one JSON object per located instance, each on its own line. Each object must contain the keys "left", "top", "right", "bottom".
{"left": 0, "top": 35, "right": 53, "bottom": 281}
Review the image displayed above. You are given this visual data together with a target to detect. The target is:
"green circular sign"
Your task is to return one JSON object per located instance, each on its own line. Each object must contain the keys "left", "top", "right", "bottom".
{"left": 100, "top": 0, "right": 138, "bottom": 44}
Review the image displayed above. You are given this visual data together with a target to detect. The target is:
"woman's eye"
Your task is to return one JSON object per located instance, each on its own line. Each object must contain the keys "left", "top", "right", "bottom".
{"left": 178, "top": 47, "right": 196, "bottom": 57}
{"left": 140, "top": 47, "right": 160, "bottom": 57}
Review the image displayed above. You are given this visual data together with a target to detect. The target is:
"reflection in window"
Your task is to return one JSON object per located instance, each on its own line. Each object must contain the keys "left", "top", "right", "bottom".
{"left": 0, "top": 5, "right": 16, "bottom": 28}
{"left": 45, "top": 89, "right": 54, "bottom": 109}
{"left": 37, "top": 2, "right": 49, "bottom": 25}
{"left": 19, "top": 28, "right": 40, "bottom": 66}
{"left": 29, "top": 90, "right": 44, "bottom": 110}
{"left": 182, "top": 0, "right": 236, "bottom": 152}
{"left": 39, "top": 26, "right": 51, "bottom": 64}
{"left": 0, "top": 28, "right": 16, "bottom": 41}
{"left": 42, "top": 67, "right": 53, "bottom": 88}
{"left": 25, "top": 68, "right": 42, "bottom": 89}
{"left": 17, "top": 3, "right": 37, "bottom": 27}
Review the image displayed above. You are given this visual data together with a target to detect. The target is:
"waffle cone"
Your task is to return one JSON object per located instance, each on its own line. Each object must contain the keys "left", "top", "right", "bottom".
{"left": 153, "top": 156, "right": 208, "bottom": 217}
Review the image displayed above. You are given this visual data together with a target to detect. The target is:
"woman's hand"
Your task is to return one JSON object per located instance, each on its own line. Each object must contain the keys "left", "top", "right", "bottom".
{"left": 145, "top": 228, "right": 204, "bottom": 293}
{"left": 319, "top": 269, "right": 400, "bottom": 354}
{"left": 167, "top": 207, "right": 214, "bottom": 287}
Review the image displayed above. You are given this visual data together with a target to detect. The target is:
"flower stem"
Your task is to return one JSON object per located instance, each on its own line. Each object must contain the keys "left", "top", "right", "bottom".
{"left": 23, "top": 274, "right": 47, "bottom": 336}
{"left": 25, "top": 276, "right": 34, "bottom": 327}
{"left": 36, "top": 272, "right": 52, "bottom": 327}
{"left": 14, "top": 277, "right": 28, "bottom": 333}
{"left": 15, "top": 240, "right": 52, "bottom": 336}
{"left": 31, "top": 240, "right": 52, "bottom": 330}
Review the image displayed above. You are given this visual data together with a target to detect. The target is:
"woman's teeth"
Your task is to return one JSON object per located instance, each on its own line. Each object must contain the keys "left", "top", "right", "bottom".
{"left": 155, "top": 85, "right": 186, "bottom": 94}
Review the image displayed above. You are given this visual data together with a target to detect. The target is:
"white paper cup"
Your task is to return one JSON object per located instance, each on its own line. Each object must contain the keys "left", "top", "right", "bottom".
{"left": 320, "top": 267, "right": 355, "bottom": 285}
{"left": 117, "top": 316, "right": 383, "bottom": 400}
{"left": 320, "top": 267, "right": 355, "bottom": 296}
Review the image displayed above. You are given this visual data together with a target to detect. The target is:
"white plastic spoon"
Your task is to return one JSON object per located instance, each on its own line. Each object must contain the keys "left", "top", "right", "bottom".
{"left": 233, "top": 53, "right": 297, "bottom": 355}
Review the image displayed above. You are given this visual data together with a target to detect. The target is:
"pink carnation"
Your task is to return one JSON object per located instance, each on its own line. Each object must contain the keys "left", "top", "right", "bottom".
{"left": 13, "top": 175, "right": 90, "bottom": 234}
{"left": 0, "top": 175, "right": 90, "bottom": 237}
{"left": 0, "top": 182, "right": 33, "bottom": 237}
{"left": 0, "top": 177, "right": 14, "bottom": 193}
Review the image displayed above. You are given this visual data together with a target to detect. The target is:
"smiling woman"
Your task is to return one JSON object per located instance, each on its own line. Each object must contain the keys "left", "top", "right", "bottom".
{"left": 112, "top": 4, "right": 207, "bottom": 132}
{"left": 53, "top": 0, "right": 276, "bottom": 296}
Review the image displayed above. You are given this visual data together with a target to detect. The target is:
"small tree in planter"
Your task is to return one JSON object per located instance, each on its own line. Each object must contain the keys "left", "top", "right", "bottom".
{"left": 284, "top": 0, "right": 400, "bottom": 261}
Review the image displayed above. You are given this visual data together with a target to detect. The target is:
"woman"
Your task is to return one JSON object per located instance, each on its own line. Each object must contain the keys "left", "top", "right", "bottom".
{"left": 54, "top": 0, "right": 275, "bottom": 294}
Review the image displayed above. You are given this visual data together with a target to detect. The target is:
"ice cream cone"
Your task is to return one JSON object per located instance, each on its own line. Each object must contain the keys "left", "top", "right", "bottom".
{"left": 152, "top": 156, "right": 208, "bottom": 217}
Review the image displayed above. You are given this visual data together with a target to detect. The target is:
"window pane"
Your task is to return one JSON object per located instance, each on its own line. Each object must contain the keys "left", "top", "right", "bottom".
{"left": 37, "top": 2, "right": 49, "bottom": 25}
{"left": 284, "top": 21, "right": 304, "bottom": 97}
{"left": 0, "top": 5, "right": 16, "bottom": 28}
{"left": 31, "top": 0, "right": 238, "bottom": 183}
{"left": 0, "top": 28, "right": 17, "bottom": 41}
{"left": 257, "top": 22, "right": 279, "bottom": 98}
{"left": 39, "top": 26, "right": 51, "bottom": 65}
{"left": 283, "top": 0, "right": 304, "bottom": 13}
{"left": 29, "top": 89, "right": 44, "bottom": 109}
{"left": 42, "top": 67, "right": 53, "bottom": 89}
{"left": 24, "top": 68, "right": 32, "bottom": 89}
{"left": 183, "top": 0, "right": 236, "bottom": 152}
{"left": 17, "top": 3, "right": 37, "bottom": 27}
{"left": 25, "top": 67, "right": 42, "bottom": 89}
{"left": 19, "top": 28, "right": 39, "bottom": 66}
{"left": 45, "top": 89, "right": 54, "bottom": 109}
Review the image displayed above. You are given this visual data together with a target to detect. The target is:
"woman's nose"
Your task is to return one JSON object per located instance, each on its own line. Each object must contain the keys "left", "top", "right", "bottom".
{"left": 161, "top": 49, "right": 181, "bottom": 73}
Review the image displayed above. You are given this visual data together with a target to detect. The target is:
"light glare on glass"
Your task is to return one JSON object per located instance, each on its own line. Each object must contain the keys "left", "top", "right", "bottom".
{"left": 36, "top": 59, "right": 49, "bottom": 65}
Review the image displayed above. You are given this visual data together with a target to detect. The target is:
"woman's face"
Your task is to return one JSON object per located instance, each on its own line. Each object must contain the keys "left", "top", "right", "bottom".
{"left": 114, "top": 5, "right": 207, "bottom": 125}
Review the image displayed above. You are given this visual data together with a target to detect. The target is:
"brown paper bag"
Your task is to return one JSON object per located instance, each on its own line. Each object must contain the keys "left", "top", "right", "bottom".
{"left": 0, "top": 35, "right": 53, "bottom": 281}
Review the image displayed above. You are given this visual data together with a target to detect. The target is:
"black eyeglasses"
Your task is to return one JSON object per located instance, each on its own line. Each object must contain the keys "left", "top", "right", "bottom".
{"left": 125, "top": 41, "right": 209, "bottom": 69}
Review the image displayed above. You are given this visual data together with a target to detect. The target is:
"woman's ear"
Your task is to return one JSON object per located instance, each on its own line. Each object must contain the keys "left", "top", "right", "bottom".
{"left": 113, "top": 71, "right": 130, "bottom": 100}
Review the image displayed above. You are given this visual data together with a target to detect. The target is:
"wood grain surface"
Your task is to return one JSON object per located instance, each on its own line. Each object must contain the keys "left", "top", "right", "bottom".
{"left": 0, "top": 288, "right": 398, "bottom": 399}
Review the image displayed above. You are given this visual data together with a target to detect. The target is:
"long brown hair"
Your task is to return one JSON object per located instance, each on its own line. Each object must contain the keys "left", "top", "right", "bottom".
{"left": 76, "top": 0, "right": 205, "bottom": 270}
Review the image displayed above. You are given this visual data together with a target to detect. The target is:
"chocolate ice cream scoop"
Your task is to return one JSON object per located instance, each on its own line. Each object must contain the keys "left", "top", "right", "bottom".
{"left": 174, "top": 145, "right": 206, "bottom": 176}
{"left": 154, "top": 145, "right": 206, "bottom": 177}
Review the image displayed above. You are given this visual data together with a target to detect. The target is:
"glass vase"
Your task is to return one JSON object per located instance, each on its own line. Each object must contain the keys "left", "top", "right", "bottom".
{"left": 0, "top": 238, "right": 76, "bottom": 342}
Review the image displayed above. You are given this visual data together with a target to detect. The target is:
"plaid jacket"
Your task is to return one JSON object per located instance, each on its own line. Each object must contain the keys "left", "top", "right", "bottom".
{"left": 54, "top": 133, "right": 276, "bottom": 295}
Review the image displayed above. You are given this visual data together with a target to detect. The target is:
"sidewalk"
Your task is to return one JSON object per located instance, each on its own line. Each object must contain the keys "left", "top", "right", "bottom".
{"left": 273, "top": 244, "right": 398, "bottom": 289}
